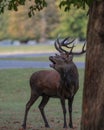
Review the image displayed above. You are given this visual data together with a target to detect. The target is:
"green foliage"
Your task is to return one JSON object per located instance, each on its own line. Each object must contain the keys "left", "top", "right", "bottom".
{"left": 0, "top": 0, "right": 87, "bottom": 41}
{"left": 0, "top": 1, "right": 60, "bottom": 41}
{"left": 0, "top": 0, "right": 26, "bottom": 14}
{"left": 51, "top": 7, "right": 87, "bottom": 39}
{"left": 0, "top": 0, "right": 94, "bottom": 15}
{"left": 85, "top": 0, "right": 94, "bottom": 7}
{"left": 59, "top": 0, "right": 85, "bottom": 10}
{"left": 59, "top": 0, "right": 94, "bottom": 11}
{"left": 28, "top": 0, "right": 47, "bottom": 17}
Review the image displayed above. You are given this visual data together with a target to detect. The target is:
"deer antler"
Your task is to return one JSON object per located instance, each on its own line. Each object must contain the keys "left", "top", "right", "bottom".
{"left": 54, "top": 39, "right": 63, "bottom": 53}
{"left": 68, "top": 42, "right": 86, "bottom": 55}
{"left": 60, "top": 37, "right": 75, "bottom": 48}
{"left": 54, "top": 37, "right": 75, "bottom": 54}
{"left": 54, "top": 37, "right": 86, "bottom": 55}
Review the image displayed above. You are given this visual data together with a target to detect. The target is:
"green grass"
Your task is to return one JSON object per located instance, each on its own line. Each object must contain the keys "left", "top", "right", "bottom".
{"left": 0, "top": 44, "right": 55, "bottom": 54}
{"left": 0, "top": 55, "right": 85, "bottom": 62}
{"left": 0, "top": 56, "right": 49, "bottom": 62}
{"left": 0, "top": 44, "right": 85, "bottom": 54}
{"left": 0, "top": 68, "right": 84, "bottom": 130}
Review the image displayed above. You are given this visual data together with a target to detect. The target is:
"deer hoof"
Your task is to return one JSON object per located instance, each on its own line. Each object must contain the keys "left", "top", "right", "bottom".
{"left": 45, "top": 124, "right": 50, "bottom": 128}
{"left": 22, "top": 124, "right": 26, "bottom": 130}
{"left": 63, "top": 124, "right": 67, "bottom": 128}
{"left": 19, "top": 127, "right": 26, "bottom": 130}
{"left": 69, "top": 123, "right": 73, "bottom": 128}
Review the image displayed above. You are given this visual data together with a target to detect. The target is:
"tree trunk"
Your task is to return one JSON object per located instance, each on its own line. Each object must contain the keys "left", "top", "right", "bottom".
{"left": 81, "top": 1, "right": 104, "bottom": 130}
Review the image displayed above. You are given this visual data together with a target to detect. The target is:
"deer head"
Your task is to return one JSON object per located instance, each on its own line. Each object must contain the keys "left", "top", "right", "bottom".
{"left": 49, "top": 37, "right": 86, "bottom": 72}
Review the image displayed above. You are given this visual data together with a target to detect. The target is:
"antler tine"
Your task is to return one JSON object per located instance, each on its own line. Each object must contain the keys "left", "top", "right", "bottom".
{"left": 57, "top": 38, "right": 68, "bottom": 53}
{"left": 61, "top": 38, "right": 75, "bottom": 49}
{"left": 82, "top": 42, "right": 86, "bottom": 53}
{"left": 65, "top": 39, "right": 75, "bottom": 48}
{"left": 54, "top": 39, "right": 63, "bottom": 53}
{"left": 61, "top": 37, "right": 70, "bottom": 46}
{"left": 68, "top": 42, "right": 86, "bottom": 55}
{"left": 69, "top": 43, "right": 76, "bottom": 54}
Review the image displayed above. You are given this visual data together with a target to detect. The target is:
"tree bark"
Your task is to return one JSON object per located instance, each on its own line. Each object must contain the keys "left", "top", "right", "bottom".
{"left": 81, "top": 1, "right": 104, "bottom": 130}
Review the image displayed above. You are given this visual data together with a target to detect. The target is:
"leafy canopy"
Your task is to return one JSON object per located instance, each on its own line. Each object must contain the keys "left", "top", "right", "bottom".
{"left": 0, "top": 0, "right": 94, "bottom": 17}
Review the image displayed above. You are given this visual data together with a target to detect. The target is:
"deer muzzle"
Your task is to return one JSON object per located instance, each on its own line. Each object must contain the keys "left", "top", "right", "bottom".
{"left": 49, "top": 56, "right": 56, "bottom": 68}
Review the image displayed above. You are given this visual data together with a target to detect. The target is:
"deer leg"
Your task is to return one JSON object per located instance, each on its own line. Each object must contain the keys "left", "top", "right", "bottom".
{"left": 68, "top": 97, "right": 74, "bottom": 128}
{"left": 60, "top": 99, "right": 67, "bottom": 128}
{"left": 22, "top": 93, "right": 39, "bottom": 129}
{"left": 38, "top": 95, "right": 50, "bottom": 128}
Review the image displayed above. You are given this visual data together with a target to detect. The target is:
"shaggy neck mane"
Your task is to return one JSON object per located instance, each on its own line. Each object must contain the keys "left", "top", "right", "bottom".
{"left": 58, "top": 66, "right": 79, "bottom": 98}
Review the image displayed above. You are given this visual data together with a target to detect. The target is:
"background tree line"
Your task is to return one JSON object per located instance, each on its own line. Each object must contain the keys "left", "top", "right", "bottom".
{"left": 0, "top": 0, "right": 87, "bottom": 42}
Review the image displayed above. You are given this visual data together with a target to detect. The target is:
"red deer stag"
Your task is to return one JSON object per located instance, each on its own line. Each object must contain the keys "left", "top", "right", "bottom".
{"left": 22, "top": 37, "right": 86, "bottom": 129}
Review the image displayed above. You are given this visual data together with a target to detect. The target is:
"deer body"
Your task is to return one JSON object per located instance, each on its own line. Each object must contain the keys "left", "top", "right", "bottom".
{"left": 30, "top": 63, "right": 78, "bottom": 99}
{"left": 22, "top": 61, "right": 79, "bottom": 129}
{"left": 30, "top": 70, "right": 60, "bottom": 98}
{"left": 22, "top": 37, "right": 86, "bottom": 129}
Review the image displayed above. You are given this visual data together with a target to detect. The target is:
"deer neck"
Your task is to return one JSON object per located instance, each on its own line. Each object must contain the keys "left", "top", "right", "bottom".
{"left": 58, "top": 65, "right": 79, "bottom": 98}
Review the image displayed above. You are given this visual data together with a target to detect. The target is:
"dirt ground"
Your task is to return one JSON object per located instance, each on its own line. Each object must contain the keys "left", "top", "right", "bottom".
{"left": 0, "top": 118, "right": 80, "bottom": 130}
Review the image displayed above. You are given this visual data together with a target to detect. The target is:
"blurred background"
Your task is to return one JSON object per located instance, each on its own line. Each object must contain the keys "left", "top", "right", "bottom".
{"left": 0, "top": 0, "right": 87, "bottom": 46}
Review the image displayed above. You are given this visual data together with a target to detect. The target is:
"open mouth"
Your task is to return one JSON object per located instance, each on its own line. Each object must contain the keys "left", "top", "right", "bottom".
{"left": 49, "top": 56, "right": 56, "bottom": 68}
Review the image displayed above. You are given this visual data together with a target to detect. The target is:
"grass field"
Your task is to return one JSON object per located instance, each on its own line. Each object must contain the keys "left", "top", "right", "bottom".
{"left": 0, "top": 44, "right": 85, "bottom": 54}
{"left": 0, "top": 45, "right": 55, "bottom": 54}
{"left": 0, "top": 56, "right": 85, "bottom": 62}
{"left": 0, "top": 68, "right": 84, "bottom": 130}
